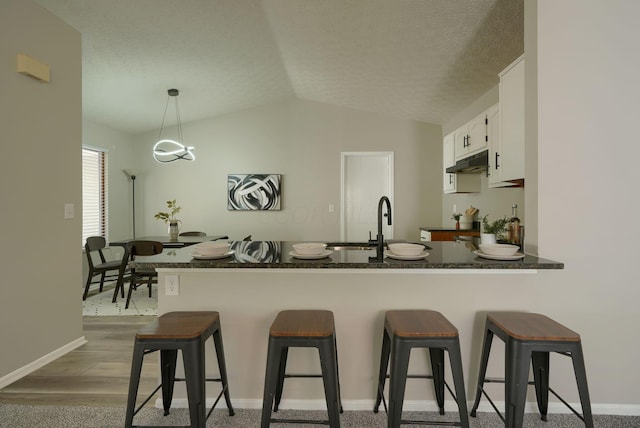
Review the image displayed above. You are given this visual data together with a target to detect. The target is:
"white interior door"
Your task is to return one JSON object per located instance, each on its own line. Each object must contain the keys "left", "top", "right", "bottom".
{"left": 341, "top": 152, "right": 394, "bottom": 242}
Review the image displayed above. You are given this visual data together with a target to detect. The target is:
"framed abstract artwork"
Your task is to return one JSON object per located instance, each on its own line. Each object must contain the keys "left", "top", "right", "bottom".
{"left": 227, "top": 174, "right": 281, "bottom": 211}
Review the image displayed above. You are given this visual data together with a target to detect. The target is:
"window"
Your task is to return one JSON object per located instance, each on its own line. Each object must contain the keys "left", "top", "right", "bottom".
{"left": 82, "top": 147, "right": 108, "bottom": 246}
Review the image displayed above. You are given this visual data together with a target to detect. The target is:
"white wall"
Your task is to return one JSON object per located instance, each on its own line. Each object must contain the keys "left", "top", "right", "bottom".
{"left": 0, "top": 0, "right": 82, "bottom": 381}
{"left": 531, "top": 0, "right": 640, "bottom": 409}
{"left": 131, "top": 99, "right": 443, "bottom": 242}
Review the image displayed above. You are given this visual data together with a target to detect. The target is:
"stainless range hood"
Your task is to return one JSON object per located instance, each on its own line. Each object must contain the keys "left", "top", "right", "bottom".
{"left": 445, "top": 150, "right": 488, "bottom": 174}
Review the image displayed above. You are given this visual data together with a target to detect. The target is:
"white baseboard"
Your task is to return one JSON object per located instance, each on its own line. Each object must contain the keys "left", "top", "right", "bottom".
{"left": 155, "top": 398, "right": 640, "bottom": 416}
{"left": 0, "top": 336, "right": 87, "bottom": 390}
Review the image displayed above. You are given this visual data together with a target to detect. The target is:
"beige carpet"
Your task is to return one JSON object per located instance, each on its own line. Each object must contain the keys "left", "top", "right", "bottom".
{"left": 82, "top": 282, "right": 157, "bottom": 316}
{"left": 1, "top": 405, "right": 639, "bottom": 428}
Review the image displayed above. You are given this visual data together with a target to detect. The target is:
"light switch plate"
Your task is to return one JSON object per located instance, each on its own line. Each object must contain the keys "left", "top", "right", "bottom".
{"left": 165, "top": 275, "right": 180, "bottom": 296}
{"left": 64, "top": 203, "right": 74, "bottom": 219}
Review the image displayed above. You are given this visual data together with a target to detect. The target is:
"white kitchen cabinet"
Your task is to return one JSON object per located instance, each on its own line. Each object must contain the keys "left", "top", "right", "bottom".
{"left": 489, "top": 55, "right": 525, "bottom": 187}
{"left": 487, "top": 103, "right": 511, "bottom": 187}
{"left": 443, "top": 132, "right": 480, "bottom": 194}
{"left": 454, "top": 110, "right": 488, "bottom": 161}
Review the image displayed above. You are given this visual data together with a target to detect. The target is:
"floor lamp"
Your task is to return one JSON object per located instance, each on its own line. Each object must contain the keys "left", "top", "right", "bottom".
{"left": 123, "top": 170, "right": 136, "bottom": 238}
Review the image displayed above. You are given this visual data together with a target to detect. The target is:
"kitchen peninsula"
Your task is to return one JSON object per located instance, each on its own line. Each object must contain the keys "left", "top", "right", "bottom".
{"left": 133, "top": 241, "right": 562, "bottom": 409}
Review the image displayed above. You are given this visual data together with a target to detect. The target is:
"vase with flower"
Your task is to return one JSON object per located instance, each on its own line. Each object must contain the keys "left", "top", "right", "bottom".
{"left": 451, "top": 213, "right": 462, "bottom": 230}
{"left": 154, "top": 199, "right": 182, "bottom": 240}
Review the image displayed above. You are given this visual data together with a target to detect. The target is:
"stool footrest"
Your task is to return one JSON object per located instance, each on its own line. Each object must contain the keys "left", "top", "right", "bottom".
{"left": 549, "top": 386, "right": 586, "bottom": 423}
{"left": 384, "top": 373, "right": 437, "bottom": 380}
{"left": 377, "top": 379, "right": 458, "bottom": 414}
{"left": 173, "top": 377, "right": 223, "bottom": 383}
{"left": 283, "top": 373, "right": 322, "bottom": 379}
{"left": 474, "top": 384, "right": 587, "bottom": 424}
{"left": 133, "top": 378, "right": 230, "bottom": 422}
{"left": 132, "top": 384, "right": 163, "bottom": 419}
{"left": 207, "top": 384, "right": 233, "bottom": 419}
{"left": 470, "top": 387, "right": 505, "bottom": 423}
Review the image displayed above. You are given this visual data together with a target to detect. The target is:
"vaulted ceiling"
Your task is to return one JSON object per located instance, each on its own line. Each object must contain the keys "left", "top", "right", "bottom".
{"left": 35, "top": 0, "right": 523, "bottom": 134}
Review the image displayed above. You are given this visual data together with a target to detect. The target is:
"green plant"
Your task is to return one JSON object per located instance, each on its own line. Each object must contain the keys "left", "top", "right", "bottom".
{"left": 482, "top": 214, "right": 509, "bottom": 235}
{"left": 451, "top": 213, "right": 462, "bottom": 221}
{"left": 154, "top": 199, "right": 181, "bottom": 223}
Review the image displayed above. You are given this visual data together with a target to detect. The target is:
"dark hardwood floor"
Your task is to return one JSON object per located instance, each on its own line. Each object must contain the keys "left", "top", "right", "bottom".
{"left": 0, "top": 316, "right": 159, "bottom": 407}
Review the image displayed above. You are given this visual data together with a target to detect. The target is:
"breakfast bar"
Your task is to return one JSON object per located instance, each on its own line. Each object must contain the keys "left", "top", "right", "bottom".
{"left": 131, "top": 241, "right": 563, "bottom": 410}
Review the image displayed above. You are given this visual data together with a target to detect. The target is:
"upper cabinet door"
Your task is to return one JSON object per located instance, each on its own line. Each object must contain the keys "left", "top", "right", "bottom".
{"left": 444, "top": 132, "right": 480, "bottom": 194}
{"left": 453, "top": 126, "right": 469, "bottom": 160}
{"left": 455, "top": 110, "right": 489, "bottom": 161}
{"left": 487, "top": 103, "right": 508, "bottom": 186}
{"left": 493, "top": 55, "right": 525, "bottom": 185}
{"left": 443, "top": 133, "right": 456, "bottom": 193}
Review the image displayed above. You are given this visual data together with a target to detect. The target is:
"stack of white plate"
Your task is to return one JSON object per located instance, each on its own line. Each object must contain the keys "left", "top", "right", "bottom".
{"left": 385, "top": 243, "right": 428, "bottom": 260}
{"left": 475, "top": 244, "right": 524, "bottom": 260}
{"left": 290, "top": 243, "right": 332, "bottom": 259}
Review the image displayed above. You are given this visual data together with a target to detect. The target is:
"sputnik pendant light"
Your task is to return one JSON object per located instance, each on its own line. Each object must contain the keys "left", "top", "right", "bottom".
{"left": 152, "top": 89, "right": 195, "bottom": 163}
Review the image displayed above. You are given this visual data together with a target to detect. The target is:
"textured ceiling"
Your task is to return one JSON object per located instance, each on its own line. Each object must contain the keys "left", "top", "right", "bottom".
{"left": 34, "top": 0, "right": 523, "bottom": 134}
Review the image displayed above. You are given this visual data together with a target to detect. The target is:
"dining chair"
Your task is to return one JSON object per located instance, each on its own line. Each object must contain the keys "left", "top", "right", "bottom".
{"left": 83, "top": 236, "right": 129, "bottom": 302}
{"left": 125, "top": 240, "right": 163, "bottom": 309}
{"left": 179, "top": 231, "right": 207, "bottom": 237}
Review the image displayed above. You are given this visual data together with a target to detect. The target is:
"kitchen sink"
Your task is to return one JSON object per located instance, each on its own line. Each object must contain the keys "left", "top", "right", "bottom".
{"left": 325, "top": 242, "right": 378, "bottom": 251}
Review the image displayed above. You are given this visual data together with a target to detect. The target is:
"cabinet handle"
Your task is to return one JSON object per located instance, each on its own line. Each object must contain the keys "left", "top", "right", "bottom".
{"left": 495, "top": 152, "right": 500, "bottom": 169}
{"left": 449, "top": 174, "right": 453, "bottom": 184}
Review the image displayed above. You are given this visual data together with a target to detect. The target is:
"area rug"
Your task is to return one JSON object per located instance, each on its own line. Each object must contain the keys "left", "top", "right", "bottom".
{"left": 82, "top": 282, "right": 157, "bottom": 316}
{"left": 0, "top": 404, "right": 638, "bottom": 428}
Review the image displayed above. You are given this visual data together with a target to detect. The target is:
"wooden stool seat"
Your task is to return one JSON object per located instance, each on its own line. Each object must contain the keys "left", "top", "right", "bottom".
{"left": 470, "top": 312, "right": 593, "bottom": 428}
{"left": 488, "top": 312, "right": 580, "bottom": 341}
{"left": 261, "top": 310, "right": 342, "bottom": 427}
{"left": 269, "top": 309, "right": 335, "bottom": 337}
{"left": 374, "top": 310, "right": 469, "bottom": 428}
{"left": 136, "top": 311, "right": 219, "bottom": 339}
{"left": 125, "top": 311, "right": 234, "bottom": 428}
{"left": 386, "top": 309, "right": 459, "bottom": 337}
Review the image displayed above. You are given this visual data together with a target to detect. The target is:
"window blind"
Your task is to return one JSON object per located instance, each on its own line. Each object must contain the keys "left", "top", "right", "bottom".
{"left": 82, "top": 147, "right": 108, "bottom": 246}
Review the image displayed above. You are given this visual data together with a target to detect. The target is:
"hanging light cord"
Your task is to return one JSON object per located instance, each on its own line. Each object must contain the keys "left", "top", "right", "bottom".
{"left": 157, "top": 92, "right": 184, "bottom": 143}
{"left": 157, "top": 95, "right": 171, "bottom": 141}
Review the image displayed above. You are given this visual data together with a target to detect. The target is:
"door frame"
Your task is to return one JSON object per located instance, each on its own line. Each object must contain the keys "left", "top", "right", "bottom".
{"left": 340, "top": 151, "right": 394, "bottom": 241}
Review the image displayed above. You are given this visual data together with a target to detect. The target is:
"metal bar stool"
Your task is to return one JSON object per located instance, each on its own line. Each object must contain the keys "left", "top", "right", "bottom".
{"left": 373, "top": 310, "right": 470, "bottom": 428}
{"left": 469, "top": 312, "right": 594, "bottom": 428}
{"left": 261, "top": 310, "right": 343, "bottom": 427}
{"left": 124, "top": 311, "right": 235, "bottom": 428}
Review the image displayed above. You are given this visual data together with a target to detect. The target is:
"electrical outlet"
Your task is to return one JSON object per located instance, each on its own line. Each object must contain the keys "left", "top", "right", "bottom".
{"left": 165, "top": 275, "right": 179, "bottom": 296}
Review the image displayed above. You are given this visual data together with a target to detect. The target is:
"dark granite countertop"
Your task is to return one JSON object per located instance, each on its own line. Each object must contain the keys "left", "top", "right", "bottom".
{"left": 130, "top": 241, "right": 563, "bottom": 270}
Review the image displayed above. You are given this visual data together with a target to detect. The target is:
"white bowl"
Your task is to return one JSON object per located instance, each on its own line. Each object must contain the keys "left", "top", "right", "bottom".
{"left": 388, "top": 243, "right": 425, "bottom": 256}
{"left": 197, "top": 242, "right": 231, "bottom": 256}
{"left": 293, "top": 243, "right": 327, "bottom": 255}
{"left": 479, "top": 243, "right": 519, "bottom": 256}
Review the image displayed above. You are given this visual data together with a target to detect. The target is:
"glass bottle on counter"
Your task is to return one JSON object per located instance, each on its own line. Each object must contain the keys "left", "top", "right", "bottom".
{"left": 508, "top": 204, "right": 521, "bottom": 245}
